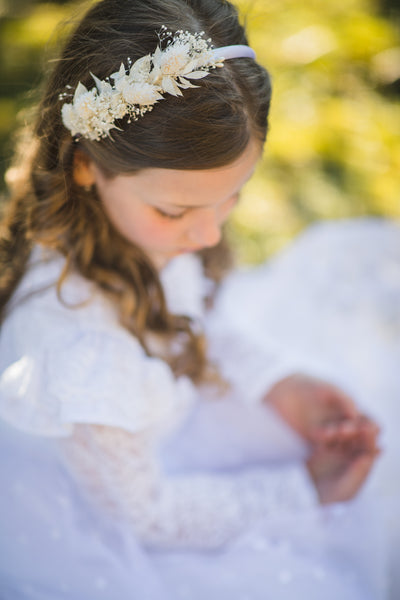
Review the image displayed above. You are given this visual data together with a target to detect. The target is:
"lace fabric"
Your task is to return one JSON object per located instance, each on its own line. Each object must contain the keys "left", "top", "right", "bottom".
{"left": 60, "top": 423, "right": 317, "bottom": 550}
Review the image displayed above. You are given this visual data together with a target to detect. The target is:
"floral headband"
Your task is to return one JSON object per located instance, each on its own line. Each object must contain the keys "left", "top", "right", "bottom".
{"left": 60, "top": 27, "right": 256, "bottom": 141}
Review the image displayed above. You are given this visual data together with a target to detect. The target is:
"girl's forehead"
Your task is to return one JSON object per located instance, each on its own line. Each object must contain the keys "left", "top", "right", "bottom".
{"left": 120, "top": 140, "right": 262, "bottom": 204}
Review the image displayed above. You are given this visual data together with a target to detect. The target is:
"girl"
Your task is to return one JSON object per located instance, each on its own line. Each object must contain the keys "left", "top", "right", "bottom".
{"left": 0, "top": 0, "right": 385, "bottom": 598}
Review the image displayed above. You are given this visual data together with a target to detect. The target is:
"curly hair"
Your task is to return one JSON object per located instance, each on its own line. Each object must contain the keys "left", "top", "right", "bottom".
{"left": 0, "top": 0, "right": 271, "bottom": 383}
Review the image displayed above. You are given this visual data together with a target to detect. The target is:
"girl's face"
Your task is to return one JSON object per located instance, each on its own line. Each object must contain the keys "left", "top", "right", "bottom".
{"left": 82, "top": 140, "right": 261, "bottom": 269}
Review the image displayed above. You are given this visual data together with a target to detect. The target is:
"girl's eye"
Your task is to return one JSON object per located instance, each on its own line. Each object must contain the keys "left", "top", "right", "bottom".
{"left": 155, "top": 208, "right": 186, "bottom": 220}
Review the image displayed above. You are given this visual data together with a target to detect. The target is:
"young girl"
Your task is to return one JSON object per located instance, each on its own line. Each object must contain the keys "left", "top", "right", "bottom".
{"left": 0, "top": 0, "right": 385, "bottom": 598}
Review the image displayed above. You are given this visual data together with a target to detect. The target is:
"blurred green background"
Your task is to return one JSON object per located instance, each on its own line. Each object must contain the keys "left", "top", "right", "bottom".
{"left": 0, "top": 0, "right": 399, "bottom": 263}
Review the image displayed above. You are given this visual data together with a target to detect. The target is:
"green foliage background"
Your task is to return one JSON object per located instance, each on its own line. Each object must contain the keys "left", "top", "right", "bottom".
{"left": 0, "top": 0, "right": 399, "bottom": 263}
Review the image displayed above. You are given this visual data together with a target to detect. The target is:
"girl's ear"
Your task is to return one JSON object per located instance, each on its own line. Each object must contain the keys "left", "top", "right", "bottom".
{"left": 72, "top": 149, "right": 96, "bottom": 188}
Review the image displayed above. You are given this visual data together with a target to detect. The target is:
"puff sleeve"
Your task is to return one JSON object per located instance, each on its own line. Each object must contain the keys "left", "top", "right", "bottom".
{"left": 0, "top": 315, "right": 194, "bottom": 438}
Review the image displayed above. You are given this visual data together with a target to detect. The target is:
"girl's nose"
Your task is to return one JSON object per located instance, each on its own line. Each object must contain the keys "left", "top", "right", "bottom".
{"left": 187, "top": 207, "right": 222, "bottom": 248}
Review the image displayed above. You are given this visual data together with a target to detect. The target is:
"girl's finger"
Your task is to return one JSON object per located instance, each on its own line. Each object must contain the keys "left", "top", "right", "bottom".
{"left": 324, "top": 386, "right": 359, "bottom": 419}
{"left": 314, "top": 424, "right": 342, "bottom": 449}
{"left": 334, "top": 451, "right": 379, "bottom": 501}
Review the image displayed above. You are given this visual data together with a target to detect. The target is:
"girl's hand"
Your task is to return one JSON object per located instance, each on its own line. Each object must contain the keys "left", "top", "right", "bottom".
{"left": 264, "top": 373, "right": 359, "bottom": 443}
{"left": 306, "top": 415, "right": 381, "bottom": 504}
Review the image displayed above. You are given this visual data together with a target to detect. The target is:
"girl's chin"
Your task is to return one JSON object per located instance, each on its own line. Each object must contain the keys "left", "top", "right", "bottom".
{"left": 149, "top": 251, "right": 179, "bottom": 270}
{"left": 149, "top": 248, "right": 201, "bottom": 270}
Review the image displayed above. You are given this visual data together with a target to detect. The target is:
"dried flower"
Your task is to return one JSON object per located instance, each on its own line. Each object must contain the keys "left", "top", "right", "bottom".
{"left": 60, "top": 29, "right": 255, "bottom": 141}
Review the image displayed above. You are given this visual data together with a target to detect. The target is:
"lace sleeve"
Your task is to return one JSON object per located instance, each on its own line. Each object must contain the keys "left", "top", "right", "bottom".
{"left": 61, "top": 423, "right": 317, "bottom": 551}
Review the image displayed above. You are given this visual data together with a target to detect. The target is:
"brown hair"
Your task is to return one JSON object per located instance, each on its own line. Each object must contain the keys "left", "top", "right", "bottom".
{"left": 0, "top": 0, "right": 271, "bottom": 383}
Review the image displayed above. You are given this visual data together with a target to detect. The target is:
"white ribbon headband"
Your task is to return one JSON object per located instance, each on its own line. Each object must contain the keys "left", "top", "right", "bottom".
{"left": 212, "top": 45, "right": 256, "bottom": 61}
{"left": 60, "top": 29, "right": 257, "bottom": 141}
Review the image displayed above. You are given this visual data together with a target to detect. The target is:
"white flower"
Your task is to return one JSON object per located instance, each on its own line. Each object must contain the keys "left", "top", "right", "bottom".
{"left": 60, "top": 29, "right": 227, "bottom": 141}
{"left": 108, "top": 92, "right": 129, "bottom": 120}
{"left": 118, "top": 79, "right": 163, "bottom": 105}
{"left": 61, "top": 103, "right": 79, "bottom": 136}
{"left": 72, "top": 86, "right": 99, "bottom": 122}
{"left": 155, "top": 43, "right": 192, "bottom": 76}
{"left": 128, "top": 54, "right": 152, "bottom": 82}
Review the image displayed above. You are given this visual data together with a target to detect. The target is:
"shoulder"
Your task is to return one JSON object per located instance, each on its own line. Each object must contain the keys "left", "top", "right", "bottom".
{"left": 0, "top": 246, "right": 195, "bottom": 438}
{"left": 10, "top": 246, "right": 209, "bottom": 325}
{"left": 7, "top": 245, "right": 118, "bottom": 332}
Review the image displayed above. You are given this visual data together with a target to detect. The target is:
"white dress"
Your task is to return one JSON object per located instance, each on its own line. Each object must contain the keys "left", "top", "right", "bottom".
{"left": 0, "top": 217, "right": 394, "bottom": 600}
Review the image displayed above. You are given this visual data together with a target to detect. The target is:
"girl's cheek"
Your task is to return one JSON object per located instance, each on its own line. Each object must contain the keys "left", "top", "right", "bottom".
{"left": 139, "top": 215, "right": 181, "bottom": 243}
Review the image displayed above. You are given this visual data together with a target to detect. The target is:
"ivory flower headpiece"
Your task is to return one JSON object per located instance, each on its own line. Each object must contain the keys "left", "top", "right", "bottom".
{"left": 60, "top": 27, "right": 256, "bottom": 141}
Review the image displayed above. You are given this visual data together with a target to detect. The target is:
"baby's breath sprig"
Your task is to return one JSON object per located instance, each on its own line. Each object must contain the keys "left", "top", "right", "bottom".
{"left": 60, "top": 29, "right": 224, "bottom": 141}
